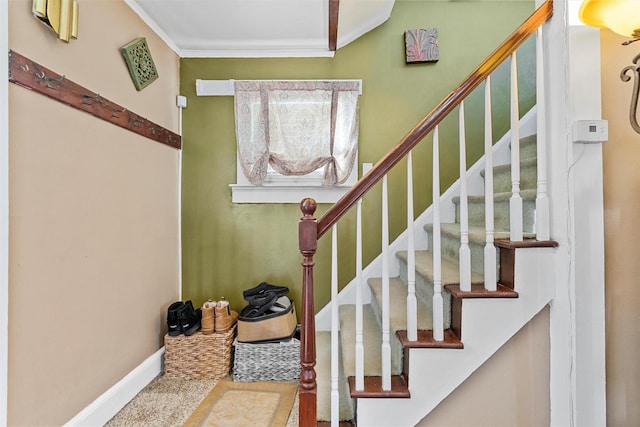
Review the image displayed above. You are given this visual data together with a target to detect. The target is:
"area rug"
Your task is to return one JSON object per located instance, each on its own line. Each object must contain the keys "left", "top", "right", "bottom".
{"left": 182, "top": 378, "right": 298, "bottom": 427}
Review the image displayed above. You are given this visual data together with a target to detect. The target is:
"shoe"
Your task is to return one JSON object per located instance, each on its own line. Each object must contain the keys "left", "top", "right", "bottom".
{"left": 214, "top": 297, "right": 238, "bottom": 333}
{"left": 178, "top": 300, "right": 202, "bottom": 336}
{"left": 242, "top": 282, "right": 289, "bottom": 298}
{"left": 201, "top": 300, "right": 216, "bottom": 335}
{"left": 167, "top": 301, "right": 184, "bottom": 336}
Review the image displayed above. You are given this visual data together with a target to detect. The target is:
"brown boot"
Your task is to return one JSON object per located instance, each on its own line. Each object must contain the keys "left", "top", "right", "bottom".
{"left": 214, "top": 298, "right": 238, "bottom": 333}
{"left": 201, "top": 300, "right": 216, "bottom": 335}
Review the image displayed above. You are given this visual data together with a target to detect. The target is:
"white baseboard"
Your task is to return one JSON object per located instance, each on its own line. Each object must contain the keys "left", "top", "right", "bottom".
{"left": 64, "top": 347, "right": 164, "bottom": 427}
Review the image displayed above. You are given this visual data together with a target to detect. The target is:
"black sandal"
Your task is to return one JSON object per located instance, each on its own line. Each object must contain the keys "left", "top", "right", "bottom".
{"left": 242, "top": 282, "right": 289, "bottom": 299}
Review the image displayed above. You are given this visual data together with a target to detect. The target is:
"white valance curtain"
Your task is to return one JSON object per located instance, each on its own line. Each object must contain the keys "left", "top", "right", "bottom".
{"left": 234, "top": 80, "right": 360, "bottom": 187}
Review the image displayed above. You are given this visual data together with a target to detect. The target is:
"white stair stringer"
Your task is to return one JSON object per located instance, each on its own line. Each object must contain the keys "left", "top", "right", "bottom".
{"left": 354, "top": 246, "right": 557, "bottom": 427}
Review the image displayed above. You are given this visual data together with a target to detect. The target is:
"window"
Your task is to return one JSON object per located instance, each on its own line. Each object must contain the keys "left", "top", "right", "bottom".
{"left": 229, "top": 80, "right": 361, "bottom": 203}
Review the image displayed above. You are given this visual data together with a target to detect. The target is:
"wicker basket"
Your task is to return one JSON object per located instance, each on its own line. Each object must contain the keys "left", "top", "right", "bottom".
{"left": 233, "top": 337, "right": 300, "bottom": 382}
{"left": 164, "top": 326, "right": 236, "bottom": 379}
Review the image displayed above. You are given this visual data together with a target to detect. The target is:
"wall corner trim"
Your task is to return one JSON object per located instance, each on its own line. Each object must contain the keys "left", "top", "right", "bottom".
{"left": 63, "top": 348, "right": 164, "bottom": 427}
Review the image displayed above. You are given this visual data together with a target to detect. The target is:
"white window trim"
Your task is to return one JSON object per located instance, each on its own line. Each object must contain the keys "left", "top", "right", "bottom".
{"left": 196, "top": 79, "right": 362, "bottom": 203}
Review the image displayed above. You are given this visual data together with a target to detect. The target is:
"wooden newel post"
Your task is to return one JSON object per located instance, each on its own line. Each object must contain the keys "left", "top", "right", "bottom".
{"left": 299, "top": 198, "right": 318, "bottom": 427}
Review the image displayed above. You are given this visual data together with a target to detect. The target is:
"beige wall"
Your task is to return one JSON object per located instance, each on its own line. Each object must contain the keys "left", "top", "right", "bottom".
{"left": 418, "top": 307, "right": 550, "bottom": 426}
{"left": 601, "top": 30, "right": 640, "bottom": 427}
{"left": 8, "top": 1, "right": 180, "bottom": 425}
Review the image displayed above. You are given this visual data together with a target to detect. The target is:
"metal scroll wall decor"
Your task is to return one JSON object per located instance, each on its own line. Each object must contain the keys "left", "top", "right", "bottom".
{"left": 32, "top": 0, "right": 79, "bottom": 42}
{"left": 8, "top": 50, "right": 181, "bottom": 149}
{"left": 621, "top": 52, "right": 640, "bottom": 134}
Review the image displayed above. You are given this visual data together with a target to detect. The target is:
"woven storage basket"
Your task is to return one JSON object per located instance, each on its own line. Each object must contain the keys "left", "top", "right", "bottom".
{"left": 164, "top": 326, "right": 235, "bottom": 379}
{"left": 233, "top": 337, "right": 300, "bottom": 382}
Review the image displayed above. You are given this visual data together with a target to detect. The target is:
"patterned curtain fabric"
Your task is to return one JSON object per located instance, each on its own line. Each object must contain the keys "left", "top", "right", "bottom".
{"left": 234, "top": 80, "right": 359, "bottom": 187}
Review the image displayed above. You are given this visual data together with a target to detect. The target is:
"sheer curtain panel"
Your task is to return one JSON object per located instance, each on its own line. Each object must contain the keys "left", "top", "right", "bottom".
{"left": 234, "top": 81, "right": 360, "bottom": 187}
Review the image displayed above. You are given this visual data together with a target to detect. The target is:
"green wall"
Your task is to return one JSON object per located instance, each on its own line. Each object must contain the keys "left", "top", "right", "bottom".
{"left": 180, "top": 1, "right": 535, "bottom": 317}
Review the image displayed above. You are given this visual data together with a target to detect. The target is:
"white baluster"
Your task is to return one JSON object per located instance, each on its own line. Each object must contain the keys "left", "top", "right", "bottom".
{"left": 458, "top": 102, "right": 471, "bottom": 292}
{"left": 406, "top": 151, "right": 418, "bottom": 341}
{"left": 355, "top": 199, "right": 364, "bottom": 390}
{"left": 535, "top": 27, "right": 550, "bottom": 241}
{"left": 510, "top": 52, "right": 523, "bottom": 241}
{"left": 331, "top": 224, "right": 339, "bottom": 426}
{"left": 432, "top": 126, "right": 444, "bottom": 342}
{"left": 381, "top": 175, "right": 392, "bottom": 390}
{"left": 484, "top": 77, "right": 497, "bottom": 291}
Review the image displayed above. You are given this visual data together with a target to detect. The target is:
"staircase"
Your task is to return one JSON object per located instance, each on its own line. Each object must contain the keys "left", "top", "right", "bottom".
{"left": 314, "top": 132, "right": 558, "bottom": 425}
{"left": 296, "top": 2, "right": 555, "bottom": 426}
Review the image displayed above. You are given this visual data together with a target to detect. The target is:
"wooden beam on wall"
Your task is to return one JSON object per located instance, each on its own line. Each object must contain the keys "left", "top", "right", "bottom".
{"left": 329, "top": 0, "right": 339, "bottom": 51}
{"left": 8, "top": 50, "right": 181, "bottom": 149}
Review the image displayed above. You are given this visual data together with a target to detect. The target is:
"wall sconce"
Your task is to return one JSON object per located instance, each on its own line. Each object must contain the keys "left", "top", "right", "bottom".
{"left": 580, "top": 0, "right": 640, "bottom": 134}
{"left": 579, "top": 0, "right": 640, "bottom": 44}
{"left": 32, "top": 0, "right": 79, "bottom": 43}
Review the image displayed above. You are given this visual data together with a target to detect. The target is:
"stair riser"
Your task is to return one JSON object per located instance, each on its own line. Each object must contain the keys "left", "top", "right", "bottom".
{"left": 518, "top": 138, "right": 537, "bottom": 160}
{"left": 368, "top": 291, "right": 407, "bottom": 376}
{"left": 456, "top": 198, "right": 536, "bottom": 232}
{"left": 427, "top": 229, "right": 497, "bottom": 276}
{"left": 489, "top": 162, "right": 537, "bottom": 193}
{"left": 397, "top": 261, "right": 452, "bottom": 329}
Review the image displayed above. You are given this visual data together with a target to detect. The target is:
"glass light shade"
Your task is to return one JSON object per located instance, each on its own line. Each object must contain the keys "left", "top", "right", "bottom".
{"left": 579, "top": 0, "right": 640, "bottom": 38}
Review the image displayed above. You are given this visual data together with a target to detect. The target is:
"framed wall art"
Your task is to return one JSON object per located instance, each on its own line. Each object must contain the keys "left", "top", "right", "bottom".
{"left": 405, "top": 28, "right": 439, "bottom": 64}
{"left": 121, "top": 37, "right": 159, "bottom": 91}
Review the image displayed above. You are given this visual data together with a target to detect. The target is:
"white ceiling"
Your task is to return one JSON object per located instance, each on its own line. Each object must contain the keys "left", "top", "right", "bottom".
{"left": 124, "top": 0, "right": 395, "bottom": 58}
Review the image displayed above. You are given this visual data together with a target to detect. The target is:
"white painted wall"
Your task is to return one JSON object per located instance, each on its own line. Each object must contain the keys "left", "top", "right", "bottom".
{"left": 569, "top": 25, "right": 607, "bottom": 427}
{"left": 540, "top": 0, "right": 576, "bottom": 425}
{"left": 545, "top": 1, "right": 607, "bottom": 425}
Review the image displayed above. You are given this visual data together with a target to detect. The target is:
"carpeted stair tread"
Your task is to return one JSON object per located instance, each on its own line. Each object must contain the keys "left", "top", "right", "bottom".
{"left": 481, "top": 157, "right": 538, "bottom": 193}
{"left": 424, "top": 222, "right": 536, "bottom": 242}
{"left": 366, "top": 277, "right": 432, "bottom": 332}
{"left": 315, "top": 330, "right": 355, "bottom": 422}
{"left": 453, "top": 188, "right": 537, "bottom": 204}
{"left": 395, "top": 250, "right": 484, "bottom": 285}
{"left": 339, "top": 304, "right": 386, "bottom": 377}
{"left": 482, "top": 156, "right": 537, "bottom": 177}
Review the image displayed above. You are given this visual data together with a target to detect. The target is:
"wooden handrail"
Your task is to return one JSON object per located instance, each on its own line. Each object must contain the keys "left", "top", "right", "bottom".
{"left": 316, "top": 0, "right": 552, "bottom": 239}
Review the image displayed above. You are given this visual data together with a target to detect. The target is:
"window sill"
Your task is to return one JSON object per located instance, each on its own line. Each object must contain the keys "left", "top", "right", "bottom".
{"left": 230, "top": 184, "right": 353, "bottom": 204}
